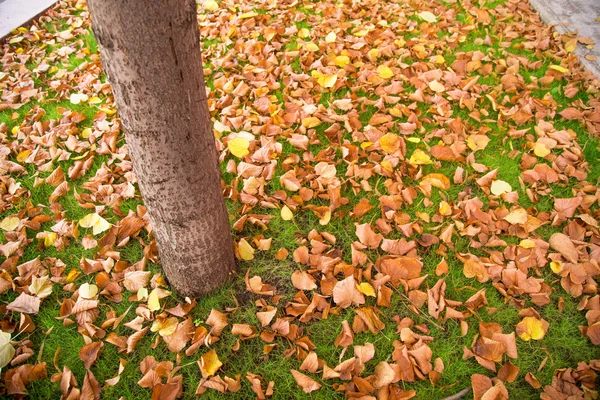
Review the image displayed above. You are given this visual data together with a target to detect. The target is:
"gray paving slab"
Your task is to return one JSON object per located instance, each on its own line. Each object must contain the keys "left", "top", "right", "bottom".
{"left": 0, "top": 0, "right": 57, "bottom": 39}
{"left": 529, "top": 0, "right": 600, "bottom": 79}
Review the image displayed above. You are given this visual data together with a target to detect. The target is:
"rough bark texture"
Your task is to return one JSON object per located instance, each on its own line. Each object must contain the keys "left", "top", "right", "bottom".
{"left": 87, "top": 0, "right": 235, "bottom": 297}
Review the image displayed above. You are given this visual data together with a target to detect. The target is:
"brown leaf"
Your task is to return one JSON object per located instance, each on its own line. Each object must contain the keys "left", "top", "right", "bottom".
{"left": 299, "top": 352, "right": 319, "bottom": 373}
{"left": 163, "top": 318, "right": 194, "bottom": 353}
{"left": 291, "top": 270, "right": 317, "bottom": 291}
{"left": 81, "top": 369, "right": 101, "bottom": 400}
{"left": 549, "top": 233, "right": 579, "bottom": 263}
{"left": 290, "top": 369, "right": 321, "bottom": 393}
{"left": 205, "top": 309, "right": 228, "bottom": 336}
{"left": 372, "top": 361, "right": 397, "bottom": 389}
{"left": 123, "top": 271, "right": 151, "bottom": 292}
{"left": 333, "top": 276, "right": 365, "bottom": 308}
{"left": 256, "top": 306, "right": 277, "bottom": 327}
{"left": 497, "top": 361, "right": 519, "bottom": 383}
{"left": 525, "top": 372, "right": 542, "bottom": 388}
{"left": 355, "top": 224, "right": 383, "bottom": 248}
{"left": 127, "top": 326, "right": 149, "bottom": 354}
{"left": 7, "top": 293, "right": 40, "bottom": 315}
{"left": 78, "top": 341, "right": 103, "bottom": 370}
{"left": 334, "top": 320, "right": 354, "bottom": 347}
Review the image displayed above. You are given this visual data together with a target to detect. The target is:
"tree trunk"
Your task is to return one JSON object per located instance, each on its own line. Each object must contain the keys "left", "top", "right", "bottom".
{"left": 87, "top": 0, "right": 235, "bottom": 297}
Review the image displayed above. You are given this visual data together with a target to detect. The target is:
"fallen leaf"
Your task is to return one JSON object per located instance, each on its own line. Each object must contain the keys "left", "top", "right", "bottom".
{"left": 79, "top": 341, "right": 103, "bottom": 369}
{"left": 333, "top": 276, "right": 365, "bottom": 308}
{"left": 238, "top": 238, "right": 255, "bottom": 261}
{"left": 79, "top": 213, "right": 111, "bottom": 235}
{"left": 199, "top": 349, "right": 222, "bottom": 378}
{"left": 418, "top": 11, "right": 437, "bottom": 22}
{"left": 227, "top": 138, "right": 250, "bottom": 158}
{"left": 0, "top": 331, "right": 15, "bottom": 369}
{"left": 377, "top": 65, "right": 394, "bottom": 79}
{"left": 291, "top": 369, "right": 321, "bottom": 393}
{"left": 516, "top": 317, "right": 546, "bottom": 341}
{"left": 7, "top": 293, "right": 40, "bottom": 314}
{"left": 0, "top": 217, "right": 19, "bottom": 231}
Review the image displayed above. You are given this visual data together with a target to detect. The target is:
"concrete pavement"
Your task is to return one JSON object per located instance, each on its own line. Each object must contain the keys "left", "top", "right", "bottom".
{"left": 0, "top": 0, "right": 57, "bottom": 39}
{"left": 529, "top": 0, "right": 600, "bottom": 79}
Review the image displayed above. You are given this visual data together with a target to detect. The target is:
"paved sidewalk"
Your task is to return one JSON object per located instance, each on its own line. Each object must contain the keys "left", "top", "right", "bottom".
{"left": 529, "top": 0, "right": 600, "bottom": 79}
{"left": 0, "top": 0, "right": 57, "bottom": 39}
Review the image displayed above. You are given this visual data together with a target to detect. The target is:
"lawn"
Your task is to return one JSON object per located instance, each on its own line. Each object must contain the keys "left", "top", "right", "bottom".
{"left": 0, "top": 0, "right": 599, "bottom": 399}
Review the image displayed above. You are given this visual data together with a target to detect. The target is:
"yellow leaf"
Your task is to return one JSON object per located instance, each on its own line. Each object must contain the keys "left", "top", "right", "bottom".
{"left": 389, "top": 107, "right": 402, "bottom": 118}
{"left": 301, "top": 117, "right": 321, "bottom": 128}
{"left": 29, "top": 276, "right": 53, "bottom": 299}
{"left": 88, "top": 96, "right": 102, "bottom": 105}
{"left": 199, "top": 349, "right": 223, "bottom": 378}
{"left": 16, "top": 150, "right": 30, "bottom": 163}
{"left": 564, "top": 38, "right": 577, "bottom": 52}
{"left": 438, "top": 201, "right": 452, "bottom": 216}
{"left": 66, "top": 269, "right": 80, "bottom": 282}
{"left": 490, "top": 180, "right": 512, "bottom": 195}
{"left": 0, "top": 331, "right": 15, "bottom": 370}
{"left": 151, "top": 316, "right": 179, "bottom": 337}
{"left": 533, "top": 141, "right": 550, "bottom": 157}
{"left": 412, "top": 44, "right": 427, "bottom": 58}
{"left": 281, "top": 205, "right": 293, "bottom": 221}
{"left": 466, "top": 135, "right": 490, "bottom": 151}
{"left": 358, "top": 282, "right": 376, "bottom": 297}
{"left": 99, "top": 107, "right": 117, "bottom": 116}
{"left": 503, "top": 208, "right": 528, "bottom": 225}
{"left": 319, "top": 209, "right": 331, "bottom": 225}
{"left": 549, "top": 65, "right": 568, "bottom": 73}
{"left": 238, "top": 239, "right": 255, "bottom": 260}
{"left": 137, "top": 287, "right": 148, "bottom": 301}
{"left": 519, "top": 239, "right": 536, "bottom": 249}
{"left": 80, "top": 128, "right": 92, "bottom": 138}
{"left": 79, "top": 213, "right": 111, "bottom": 236}
{"left": 421, "top": 173, "right": 450, "bottom": 190}
{"left": 377, "top": 65, "right": 394, "bottom": 79}
{"left": 379, "top": 133, "right": 400, "bottom": 153}
{"left": 44, "top": 232, "right": 57, "bottom": 247}
{"left": 418, "top": 11, "right": 437, "bottom": 23}
{"left": 428, "top": 80, "right": 445, "bottom": 92}
{"left": 227, "top": 137, "right": 250, "bottom": 158}
{"left": 409, "top": 149, "right": 432, "bottom": 165}
{"left": 148, "top": 288, "right": 160, "bottom": 312}
{"left": 360, "top": 141, "right": 373, "bottom": 149}
{"left": 334, "top": 55, "right": 350, "bottom": 68}
{"left": 380, "top": 159, "right": 394, "bottom": 172}
{"left": 239, "top": 12, "right": 258, "bottom": 19}
{"left": 318, "top": 74, "right": 337, "bottom": 88}
{"left": 434, "top": 55, "right": 445, "bottom": 64}
{"left": 204, "top": 0, "right": 218, "bottom": 11}
{"left": 407, "top": 137, "right": 420, "bottom": 143}
{"left": 516, "top": 317, "right": 545, "bottom": 341}
{"left": 0, "top": 217, "right": 19, "bottom": 231}
{"left": 79, "top": 283, "right": 98, "bottom": 299}
{"left": 304, "top": 42, "right": 319, "bottom": 52}
{"left": 298, "top": 28, "right": 310, "bottom": 38}
{"left": 325, "top": 31, "right": 336, "bottom": 43}
{"left": 367, "top": 48, "right": 379, "bottom": 61}
{"left": 550, "top": 261, "right": 563, "bottom": 274}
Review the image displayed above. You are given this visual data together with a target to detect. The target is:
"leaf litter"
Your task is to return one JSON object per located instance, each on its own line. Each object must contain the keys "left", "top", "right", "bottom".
{"left": 0, "top": 0, "right": 600, "bottom": 398}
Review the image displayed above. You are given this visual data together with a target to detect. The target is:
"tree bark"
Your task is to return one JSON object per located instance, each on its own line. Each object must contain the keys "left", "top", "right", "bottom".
{"left": 87, "top": 0, "right": 235, "bottom": 297}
